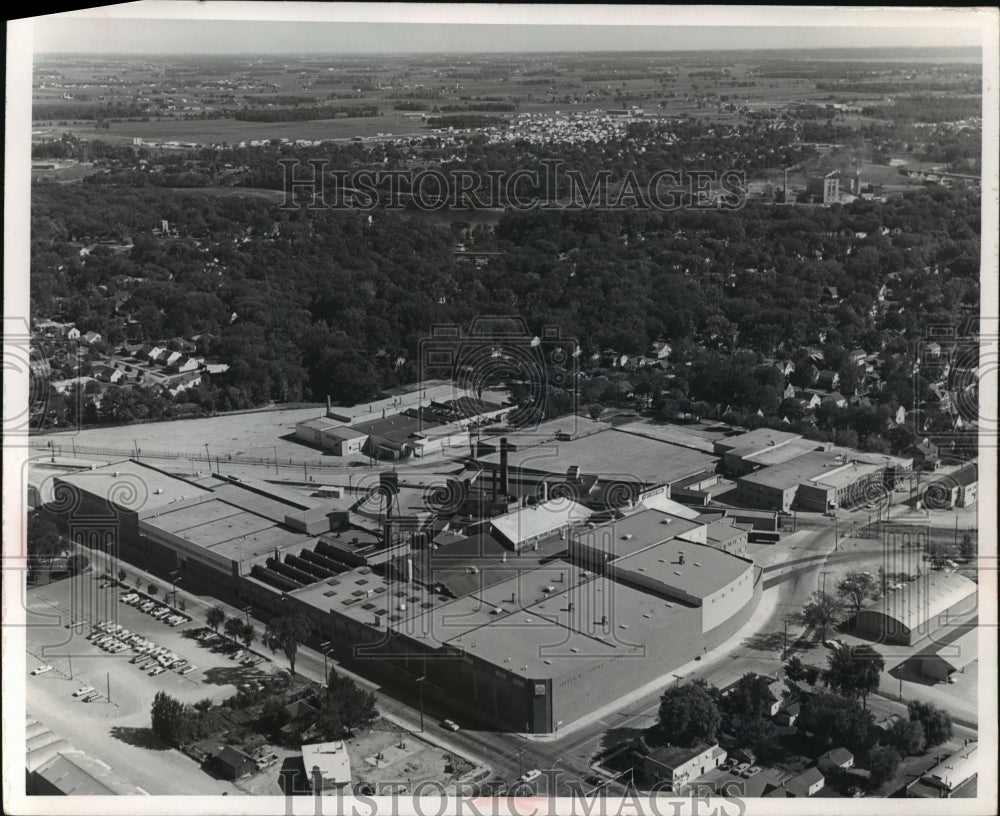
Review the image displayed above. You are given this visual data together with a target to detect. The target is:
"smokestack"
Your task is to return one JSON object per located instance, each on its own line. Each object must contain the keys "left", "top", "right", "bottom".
{"left": 326, "top": 395, "right": 331, "bottom": 414}
{"left": 499, "top": 437, "right": 509, "bottom": 495}
{"left": 406, "top": 557, "right": 414, "bottom": 584}
{"left": 384, "top": 521, "right": 393, "bottom": 548}
{"left": 492, "top": 469, "right": 498, "bottom": 502}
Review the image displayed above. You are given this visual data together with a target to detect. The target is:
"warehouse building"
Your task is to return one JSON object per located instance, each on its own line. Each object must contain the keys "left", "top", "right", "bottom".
{"left": 922, "top": 463, "right": 979, "bottom": 510}
{"left": 476, "top": 428, "right": 719, "bottom": 509}
{"left": 917, "top": 626, "right": 978, "bottom": 683}
{"left": 853, "top": 571, "right": 978, "bottom": 646}
{"left": 737, "top": 450, "right": 898, "bottom": 512}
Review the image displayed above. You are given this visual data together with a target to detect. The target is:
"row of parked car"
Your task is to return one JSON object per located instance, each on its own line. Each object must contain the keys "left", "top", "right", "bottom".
{"left": 194, "top": 628, "right": 265, "bottom": 668}
{"left": 88, "top": 620, "right": 196, "bottom": 676}
{"left": 120, "top": 592, "right": 189, "bottom": 627}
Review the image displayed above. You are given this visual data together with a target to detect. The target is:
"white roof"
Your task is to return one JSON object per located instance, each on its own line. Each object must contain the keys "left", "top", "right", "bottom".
{"left": 490, "top": 498, "right": 590, "bottom": 547}
{"left": 301, "top": 741, "right": 351, "bottom": 787}
{"left": 927, "top": 743, "right": 978, "bottom": 790}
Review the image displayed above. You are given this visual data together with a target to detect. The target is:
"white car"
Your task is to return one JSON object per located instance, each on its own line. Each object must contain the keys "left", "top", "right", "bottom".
{"left": 31, "top": 665, "right": 54, "bottom": 676}
{"left": 148, "top": 666, "right": 165, "bottom": 677}
{"left": 178, "top": 665, "right": 197, "bottom": 675}
{"left": 520, "top": 770, "right": 543, "bottom": 784}
{"left": 441, "top": 719, "right": 460, "bottom": 732}
{"left": 73, "top": 686, "right": 96, "bottom": 697}
{"left": 823, "top": 639, "right": 843, "bottom": 649}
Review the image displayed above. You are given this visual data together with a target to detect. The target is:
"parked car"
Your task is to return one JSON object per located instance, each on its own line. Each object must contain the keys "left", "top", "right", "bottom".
{"left": 823, "top": 639, "right": 843, "bottom": 649}
{"left": 31, "top": 665, "right": 54, "bottom": 676}
{"left": 83, "top": 692, "right": 101, "bottom": 703}
{"left": 148, "top": 666, "right": 165, "bottom": 677}
{"left": 519, "top": 769, "right": 542, "bottom": 784}
{"left": 73, "top": 686, "right": 96, "bottom": 697}
{"left": 441, "top": 719, "right": 460, "bottom": 732}
{"left": 735, "top": 763, "right": 751, "bottom": 776}
{"left": 178, "top": 665, "right": 197, "bottom": 675}
{"left": 742, "top": 766, "right": 761, "bottom": 779}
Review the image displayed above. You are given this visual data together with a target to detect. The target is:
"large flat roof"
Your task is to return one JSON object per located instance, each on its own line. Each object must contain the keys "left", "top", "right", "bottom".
{"left": 144, "top": 498, "right": 313, "bottom": 564}
{"left": 54, "top": 460, "right": 212, "bottom": 516}
{"left": 450, "top": 565, "right": 705, "bottom": 678}
{"left": 572, "top": 508, "right": 703, "bottom": 560}
{"left": 612, "top": 540, "right": 754, "bottom": 599}
{"left": 478, "top": 428, "right": 718, "bottom": 486}
{"left": 809, "top": 460, "right": 882, "bottom": 490}
{"left": 288, "top": 568, "right": 451, "bottom": 629}
{"left": 714, "top": 428, "right": 802, "bottom": 454}
{"left": 742, "top": 438, "right": 821, "bottom": 466}
{"left": 739, "top": 451, "right": 838, "bottom": 490}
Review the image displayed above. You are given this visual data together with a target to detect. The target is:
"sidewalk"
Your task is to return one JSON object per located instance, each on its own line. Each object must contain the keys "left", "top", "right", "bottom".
{"left": 520, "top": 584, "right": 783, "bottom": 742}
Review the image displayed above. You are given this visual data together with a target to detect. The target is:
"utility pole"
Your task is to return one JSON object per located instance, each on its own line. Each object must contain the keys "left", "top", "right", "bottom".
{"left": 106, "top": 672, "right": 111, "bottom": 703}
{"left": 782, "top": 619, "right": 789, "bottom": 661}
{"left": 274, "top": 446, "right": 279, "bottom": 475}
{"left": 68, "top": 653, "right": 73, "bottom": 680}
{"left": 416, "top": 675, "right": 426, "bottom": 732}
{"left": 820, "top": 570, "right": 830, "bottom": 595}
{"left": 321, "top": 640, "right": 332, "bottom": 685}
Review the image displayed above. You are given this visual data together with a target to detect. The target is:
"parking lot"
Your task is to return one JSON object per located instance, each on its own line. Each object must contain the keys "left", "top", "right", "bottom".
{"left": 25, "top": 571, "right": 275, "bottom": 794}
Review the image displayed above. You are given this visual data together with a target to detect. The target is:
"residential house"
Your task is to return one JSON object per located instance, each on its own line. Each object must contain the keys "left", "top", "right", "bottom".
{"left": 823, "top": 392, "right": 847, "bottom": 409}
{"left": 816, "top": 370, "right": 840, "bottom": 391}
{"left": 783, "top": 766, "right": 826, "bottom": 797}
{"left": 212, "top": 745, "right": 256, "bottom": 780}
{"left": 795, "top": 390, "right": 823, "bottom": 411}
{"left": 782, "top": 383, "right": 797, "bottom": 400}
{"left": 800, "top": 363, "right": 820, "bottom": 386}
{"left": 774, "top": 701, "right": 800, "bottom": 727}
{"left": 907, "top": 438, "right": 940, "bottom": 470}
{"left": 650, "top": 340, "right": 672, "bottom": 360}
{"left": 820, "top": 285, "right": 840, "bottom": 302}
{"left": 774, "top": 360, "right": 795, "bottom": 377}
{"left": 893, "top": 405, "right": 907, "bottom": 426}
{"left": 848, "top": 349, "right": 867, "bottom": 366}
{"left": 924, "top": 341, "right": 942, "bottom": 359}
{"left": 82, "top": 331, "right": 102, "bottom": 345}
{"left": 818, "top": 748, "right": 855, "bottom": 774}
{"left": 164, "top": 350, "right": 183, "bottom": 367}
{"left": 146, "top": 346, "right": 166, "bottom": 363}
{"left": 66, "top": 327, "right": 81, "bottom": 340}
{"left": 173, "top": 356, "right": 201, "bottom": 373}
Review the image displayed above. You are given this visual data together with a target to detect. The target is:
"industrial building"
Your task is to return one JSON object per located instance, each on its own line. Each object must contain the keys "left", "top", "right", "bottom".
{"left": 907, "top": 742, "right": 979, "bottom": 798}
{"left": 853, "top": 571, "right": 978, "bottom": 646}
{"left": 41, "top": 457, "right": 760, "bottom": 734}
{"left": 476, "top": 428, "right": 720, "bottom": 511}
{"left": 26, "top": 718, "right": 149, "bottom": 796}
{"left": 295, "top": 384, "right": 509, "bottom": 459}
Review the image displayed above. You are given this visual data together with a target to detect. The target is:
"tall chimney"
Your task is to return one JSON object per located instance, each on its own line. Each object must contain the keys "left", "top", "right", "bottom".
{"left": 499, "top": 437, "right": 509, "bottom": 495}
{"left": 326, "top": 395, "right": 331, "bottom": 414}
{"left": 406, "top": 557, "right": 414, "bottom": 584}
{"left": 492, "top": 469, "right": 498, "bottom": 502}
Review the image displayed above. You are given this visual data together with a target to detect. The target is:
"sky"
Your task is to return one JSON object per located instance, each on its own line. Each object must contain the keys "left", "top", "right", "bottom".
{"left": 28, "top": 4, "right": 988, "bottom": 55}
